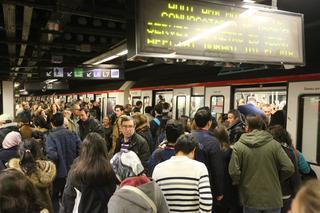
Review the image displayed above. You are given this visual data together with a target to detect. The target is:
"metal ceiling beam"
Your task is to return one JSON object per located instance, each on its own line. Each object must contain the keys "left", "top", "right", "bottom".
{"left": 17, "top": 6, "right": 33, "bottom": 67}
{"left": 2, "top": 4, "right": 16, "bottom": 66}
{"left": 0, "top": 0, "right": 127, "bottom": 23}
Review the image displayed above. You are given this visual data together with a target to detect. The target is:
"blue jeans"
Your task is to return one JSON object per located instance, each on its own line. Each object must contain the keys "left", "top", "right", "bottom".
{"left": 243, "top": 207, "right": 281, "bottom": 213}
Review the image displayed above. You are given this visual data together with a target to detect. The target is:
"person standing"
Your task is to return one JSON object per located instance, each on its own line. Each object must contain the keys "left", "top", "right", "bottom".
{"left": 229, "top": 115, "right": 294, "bottom": 213}
{"left": 77, "top": 107, "right": 104, "bottom": 141}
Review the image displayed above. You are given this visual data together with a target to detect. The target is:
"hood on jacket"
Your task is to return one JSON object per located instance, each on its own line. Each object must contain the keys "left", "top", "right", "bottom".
{"left": 8, "top": 158, "right": 56, "bottom": 188}
{"left": 238, "top": 129, "right": 274, "bottom": 148}
{"left": 114, "top": 180, "right": 158, "bottom": 210}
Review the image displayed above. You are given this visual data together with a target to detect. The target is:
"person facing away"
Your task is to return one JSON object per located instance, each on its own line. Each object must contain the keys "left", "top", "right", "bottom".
{"left": 61, "top": 133, "right": 117, "bottom": 213}
{"left": 77, "top": 107, "right": 104, "bottom": 141}
{"left": 45, "top": 112, "right": 81, "bottom": 213}
{"left": 114, "top": 115, "right": 150, "bottom": 170}
{"left": 133, "top": 100, "right": 143, "bottom": 113}
{"left": 190, "top": 108, "right": 225, "bottom": 204}
{"left": 290, "top": 180, "right": 320, "bottom": 213}
{"left": 0, "top": 131, "right": 22, "bottom": 166}
{"left": 108, "top": 150, "right": 169, "bottom": 213}
{"left": 132, "top": 113, "right": 154, "bottom": 153}
{"left": 0, "top": 168, "right": 48, "bottom": 213}
{"left": 229, "top": 114, "right": 294, "bottom": 213}
{"left": 148, "top": 119, "right": 184, "bottom": 176}
{"left": 152, "top": 134, "right": 213, "bottom": 213}
{"left": 8, "top": 139, "right": 56, "bottom": 213}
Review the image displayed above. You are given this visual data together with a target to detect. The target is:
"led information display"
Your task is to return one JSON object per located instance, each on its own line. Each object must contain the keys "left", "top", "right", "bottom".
{"left": 130, "top": 0, "right": 304, "bottom": 64}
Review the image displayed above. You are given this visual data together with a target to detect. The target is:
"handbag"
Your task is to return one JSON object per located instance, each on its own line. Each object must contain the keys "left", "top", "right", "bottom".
{"left": 122, "top": 185, "right": 157, "bottom": 213}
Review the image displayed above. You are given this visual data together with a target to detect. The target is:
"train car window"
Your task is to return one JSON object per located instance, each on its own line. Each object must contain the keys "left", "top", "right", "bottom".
{"left": 297, "top": 95, "right": 320, "bottom": 165}
{"left": 190, "top": 96, "right": 204, "bottom": 119}
{"left": 107, "top": 97, "right": 116, "bottom": 115}
{"left": 155, "top": 92, "right": 173, "bottom": 105}
{"left": 234, "top": 89, "right": 287, "bottom": 110}
{"left": 143, "top": 96, "right": 151, "bottom": 113}
{"left": 176, "top": 96, "right": 186, "bottom": 119}
{"left": 210, "top": 95, "right": 224, "bottom": 120}
{"left": 132, "top": 96, "right": 141, "bottom": 106}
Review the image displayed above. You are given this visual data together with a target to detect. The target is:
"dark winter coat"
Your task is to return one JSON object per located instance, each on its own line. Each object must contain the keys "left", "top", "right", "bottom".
{"left": 227, "top": 119, "right": 245, "bottom": 144}
{"left": 78, "top": 117, "right": 104, "bottom": 141}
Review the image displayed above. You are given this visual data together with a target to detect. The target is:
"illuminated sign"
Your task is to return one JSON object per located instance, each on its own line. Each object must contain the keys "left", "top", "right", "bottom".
{"left": 128, "top": 0, "right": 304, "bottom": 65}
{"left": 42, "top": 66, "right": 124, "bottom": 80}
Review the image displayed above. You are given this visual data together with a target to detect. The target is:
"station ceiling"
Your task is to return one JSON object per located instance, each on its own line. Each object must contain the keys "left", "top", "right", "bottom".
{"left": 0, "top": 0, "right": 319, "bottom": 91}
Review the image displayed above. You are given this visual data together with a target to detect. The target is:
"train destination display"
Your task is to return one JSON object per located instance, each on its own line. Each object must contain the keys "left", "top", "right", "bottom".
{"left": 130, "top": 0, "right": 304, "bottom": 65}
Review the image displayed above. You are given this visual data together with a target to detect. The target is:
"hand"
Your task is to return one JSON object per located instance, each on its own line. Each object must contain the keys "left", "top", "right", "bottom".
{"left": 216, "top": 195, "right": 224, "bottom": 201}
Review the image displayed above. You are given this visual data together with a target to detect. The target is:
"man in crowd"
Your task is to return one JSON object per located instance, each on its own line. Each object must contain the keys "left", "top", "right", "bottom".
{"left": 227, "top": 109, "right": 246, "bottom": 144}
{"left": 229, "top": 115, "right": 294, "bottom": 213}
{"left": 45, "top": 112, "right": 81, "bottom": 213}
{"left": 110, "top": 105, "right": 124, "bottom": 156}
{"left": 77, "top": 107, "right": 104, "bottom": 140}
{"left": 133, "top": 100, "right": 143, "bottom": 113}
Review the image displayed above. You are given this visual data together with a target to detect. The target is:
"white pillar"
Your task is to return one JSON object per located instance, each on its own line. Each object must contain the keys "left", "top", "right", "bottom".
{"left": 1, "top": 81, "right": 15, "bottom": 117}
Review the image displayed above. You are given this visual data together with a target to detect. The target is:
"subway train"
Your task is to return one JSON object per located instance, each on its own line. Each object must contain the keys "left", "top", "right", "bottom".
{"left": 17, "top": 72, "right": 320, "bottom": 177}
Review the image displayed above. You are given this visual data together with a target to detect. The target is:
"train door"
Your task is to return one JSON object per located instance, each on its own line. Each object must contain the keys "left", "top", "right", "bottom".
{"left": 190, "top": 87, "right": 205, "bottom": 119}
{"left": 287, "top": 81, "right": 320, "bottom": 176}
{"left": 205, "top": 86, "right": 231, "bottom": 121}
{"left": 173, "top": 88, "right": 190, "bottom": 119}
{"left": 154, "top": 90, "right": 173, "bottom": 116}
{"left": 107, "top": 92, "right": 124, "bottom": 116}
{"left": 142, "top": 90, "right": 152, "bottom": 113}
{"left": 129, "top": 90, "right": 142, "bottom": 106}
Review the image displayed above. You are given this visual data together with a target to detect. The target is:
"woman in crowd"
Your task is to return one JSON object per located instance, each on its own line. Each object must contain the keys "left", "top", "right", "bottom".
{"left": 0, "top": 131, "right": 22, "bottom": 166}
{"left": 290, "top": 180, "right": 320, "bottom": 213}
{"left": 61, "top": 133, "right": 117, "bottom": 213}
{"left": 132, "top": 113, "right": 153, "bottom": 153}
{"left": 108, "top": 150, "right": 169, "bottom": 213}
{"left": 8, "top": 138, "right": 56, "bottom": 213}
{"left": 0, "top": 168, "right": 48, "bottom": 213}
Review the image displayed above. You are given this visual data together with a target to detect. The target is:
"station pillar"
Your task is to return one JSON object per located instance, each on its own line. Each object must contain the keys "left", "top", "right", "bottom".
{"left": 1, "top": 81, "right": 15, "bottom": 116}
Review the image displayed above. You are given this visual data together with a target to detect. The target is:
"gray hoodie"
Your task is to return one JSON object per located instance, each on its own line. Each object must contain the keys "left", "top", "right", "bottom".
{"left": 108, "top": 180, "right": 169, "bottom": 213}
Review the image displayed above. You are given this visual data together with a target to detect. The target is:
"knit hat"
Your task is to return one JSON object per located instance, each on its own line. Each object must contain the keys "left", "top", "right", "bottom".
{"left": 110, "top": 150, "right": 144, "bottom": 181}
{"left": 0, "top": 114, "right": 13, "bottom": 123}
{"left": 2, "top": 131, "right": 22, "bottom": 149}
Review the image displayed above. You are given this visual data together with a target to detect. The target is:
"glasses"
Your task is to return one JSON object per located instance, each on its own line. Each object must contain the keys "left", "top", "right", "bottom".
{"left": 122, "top": 125, "right": 134, "bottom": 129}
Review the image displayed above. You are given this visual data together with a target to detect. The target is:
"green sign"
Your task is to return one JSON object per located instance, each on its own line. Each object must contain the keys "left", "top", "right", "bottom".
{"left": 74, "top": 68, "right": 83, "bottom": 78}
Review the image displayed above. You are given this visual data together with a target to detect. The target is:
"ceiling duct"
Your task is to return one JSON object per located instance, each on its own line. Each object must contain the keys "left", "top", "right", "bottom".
{"left": 2, "top": 4, "right": 16, "bottom": 66}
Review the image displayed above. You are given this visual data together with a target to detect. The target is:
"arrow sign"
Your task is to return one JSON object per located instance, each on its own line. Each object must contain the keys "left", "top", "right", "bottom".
{"left": 67, "top": 72, "right": 73, "bottom": 77}
{"left": 86, "top": 72, "right": 92, "bottom": 78}
{"left": 53, "top": 67, "right": 64, "bottom": 77}
{"left": 46, "top": 71, "right": 52, "bottom": 77}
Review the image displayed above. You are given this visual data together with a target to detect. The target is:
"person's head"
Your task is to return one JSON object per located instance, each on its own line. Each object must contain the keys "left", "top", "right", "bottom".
{"left": 175, "top": 134, "right": 199, "bottom": 159}
{"left": 120, "top": 115, "right": 136, "bottom": 139}
{"left": 114, "top": 105, "right": 124, "bottom": 118}
{"left": 194, "top": 109, "right": 212, "bottom": 129}
{"left": 0, "top": 169, "right": 44, "bottom": 213}
{"left": 2, "top": 131, "right": 22, "bottom": 149}
{"left": 103, "top": 115, "right": 111, "bottom": 128}
{"left": 18, "top": 139, "right": 40, "bottom": 176}
{"left": 227, "top": 109, "right": 241, "bottom": 127}
{"left": 213, "top": 126, "right": 230, "bottom": 151}
{"left": 166, "top": 119, "right": 184, "bottom": 143}
{"left": 262, "top": 104, "right": 272, "bottom": 117}
{"left": 22, "top": 101, "right": 30, "bottom": 110}
{"left": 270, "top": 110, "right": 286, "bottom": 128}
{"left": 0, "top": 114, "right": 13, "bottom": 127}
{"left": 290, "top": 180, "right": 320, "bottom": 213}
{"left": 124, "top": 104, "right": 132, "bottom": 115}
{"left": 71, "top": 133, "right": 115, "bottom": 186}
{"left": 71, "top": 103, "right": 81, "bottom": 116}
{"left": 79, "top": 107, "right": 90, "bottom": 122}
{"left": 154, "top": 103, "right": 163, "bottom": 116}
{"left": 110, "top": 150, "right": 144, "bottom": 182}
{"left": 50, "top": 112, "right": 64, "bottom": 128}
{"left": 50, "top": 103, "right": 58, "bottom": 113}
{"left": 145, "top": 106, "right": 153, "bottom": 114}
{"left": 135, "top": 101, "right": 142, "bottom": 108}
{"left": 132, "top": 113, "right": 148, "bottom": 129}
{"left": 246, "top": 114, "right": 266, "bottom": 132}
{"left": 268, "top": 125, "right": 292, "bottom": 147}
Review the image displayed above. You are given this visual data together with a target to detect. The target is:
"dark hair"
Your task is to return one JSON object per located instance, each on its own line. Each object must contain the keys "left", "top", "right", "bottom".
{"left": 154, "top": 103, "right": 163, "bottom": 115}
{"left": 194, "top": 109, "right": 212, "bottom": 128}
{"left": 228, "top": 109, "right": 241, "bottom": 120}
{"left": 213, "top": 126, "right": 230, "bottom": 151}
{"left": 18, "top": 139, "right": 40, "bottom": 176}
{"left": 268, "top": 125, "right": 292, "bottom": 146}
{"left": 50, "top": 112, "right": 64, "bottom": 127}
{"left": 79, "top": 107, "right": 89, "bottom": 114}
{"left": 270, "top": 110, "right": 286, "bottom": 128}
{"left": 145, "top": 106, "right": 153, "bottom": 114}
{"left": 246, "top": 114, "right": 266, "bottom": 131}
{"left": 114, "top": 105, "right": 124, "bottom": 111}
{"left": 175, "top": 134, "right": 198, "bottom": 155}
{"left": 136, "top": 101, "right": 142, "bottom": 106}
{"left": 166, "top": 120, "right": 184, "bottom": 143}
{"left": 70, "top": 133, "right": 116, "bottom": 186}
{"left": 0, "top": 169, "right": 44, "bottom": 213}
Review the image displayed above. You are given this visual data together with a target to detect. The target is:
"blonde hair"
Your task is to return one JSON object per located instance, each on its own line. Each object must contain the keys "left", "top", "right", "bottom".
{"left": 296, "top": 180, "right": 320, "bottom": 213}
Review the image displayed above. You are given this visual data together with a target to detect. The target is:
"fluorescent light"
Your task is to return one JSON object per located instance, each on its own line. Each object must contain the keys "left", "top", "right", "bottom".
{"left": 243, "top": 0, "right": 256, "bottom": 3}
{"left": 45, "top": 79, "right": 58, "bottom": 84}
{"left": 93, "top": 55, "right": 119, "bottom": 65}
{"left": 117, "top": 49, "right": 128, "bottom": 56}
{"left": 14, "top": 82, "right": 20, "bottom": 88}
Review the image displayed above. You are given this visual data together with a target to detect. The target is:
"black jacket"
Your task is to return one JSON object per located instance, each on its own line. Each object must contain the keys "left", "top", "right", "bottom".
{"left": 115, "top": 133, "right": 150, "bottom": 170}
{"left": 78, "top": 118, "right": 104, "bottom": 141}
{"left": 137, "top": 125, "right": 154, "bottom": 153}
{"left": 227, "top": 120, "right": 245, "bottom": 144}
{"left": 191, "top": 129, "right": 225, "bottom": 197}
